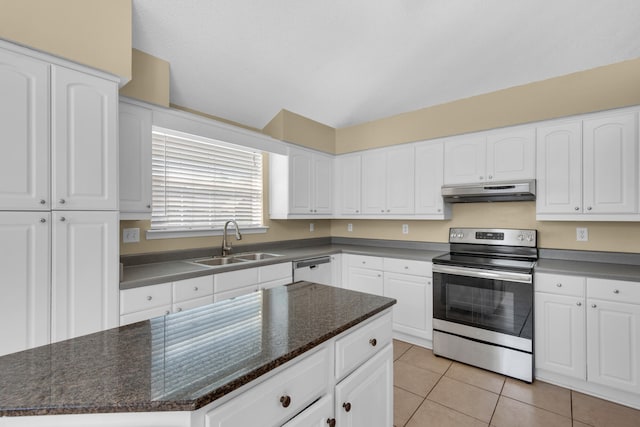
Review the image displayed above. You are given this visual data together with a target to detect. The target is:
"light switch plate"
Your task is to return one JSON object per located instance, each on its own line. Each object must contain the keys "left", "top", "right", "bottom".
{"left": 347, "top": 223, "right": 353, "bottom": 232}
{"left": 576, "top": 227, "right": 588, "bottom": 241}
{"left": 402, "top": 224, "right": 409, "bottom": 234}
{"left": 123, "top": 228, "right": 140, "bottom": 243}
{"left": 309, "top": 223, "right": 314, "bottom": 232}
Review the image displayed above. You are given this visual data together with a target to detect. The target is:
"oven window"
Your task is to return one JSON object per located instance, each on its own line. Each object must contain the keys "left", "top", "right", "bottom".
{"left": 433, "top": 273, "right": 533, "bottom": 339}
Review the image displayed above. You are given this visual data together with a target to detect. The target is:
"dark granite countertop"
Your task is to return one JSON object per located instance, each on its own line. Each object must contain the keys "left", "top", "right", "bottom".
{"left": 0, "top": 282, "right": 395, "bottom": 417}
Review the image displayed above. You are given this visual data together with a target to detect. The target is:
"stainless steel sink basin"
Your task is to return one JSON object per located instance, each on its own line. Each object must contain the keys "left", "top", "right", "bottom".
{"left": 233, "top": 252, "right": 282, "bottom": 261}
{"left": 191, "top": 257, "right": 248, "bottom": 266}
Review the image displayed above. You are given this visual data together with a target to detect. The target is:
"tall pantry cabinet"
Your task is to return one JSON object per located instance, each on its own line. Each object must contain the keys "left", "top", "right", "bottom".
{"left": 0, "top": 43, "right": 119, "bottom": 356}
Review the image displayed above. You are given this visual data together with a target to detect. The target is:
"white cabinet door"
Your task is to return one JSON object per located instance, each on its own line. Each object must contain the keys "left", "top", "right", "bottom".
{"left": 534, "top": 292, "right": 586, "bottom": 380}
{"left": 51, "top": 65, "right": 118, "bottom": 210}
{"left": 119, "top": 102, "right": 152, "bottom": 218}
{"left": 335, "top": 344, "right": 393, "bottom": 427}
{"left": 384, "top": 272, "right": 430, "bottom": 340}
{"left": 51, "top": 211, "right": 119, "bottom": 342}
{"left": 361, "top": 150, "right": 387, "bottom": 214}
{"left": 583, "top": 113, "right": 638, "bottom": 214}
{"left": 0, "top": 212, "right": 50, "bottom": 356}
{"left": 415, "top": 141, "right": 444, "bottom": 215}
{"left": 386, "top": 145, "right": 414, "bottom": 214}
{"left": 486, "top": 128, "right": 535, "bottom": 182}
{"left": 0, "top": 49, "right": 50, "bottom": 210}
{"left": 536, "top": 122, "right": 583, "bottom": 214}
{"left": 345, "top": 267, "right": 384, "bottom": 296}
{"left": 336, "top": 154, "right": 361, "bottom": 215}
{"left": 586, "top": 299, "right": 640, "bottom": 393}
{"left": 443, "top": 136, "right": 486, "bottom": 184}
{"left": 290, "top": 148, "right": 313, "bottom": 214}
{"left": 313, "top": 153, "right": 333, "bottom": 214}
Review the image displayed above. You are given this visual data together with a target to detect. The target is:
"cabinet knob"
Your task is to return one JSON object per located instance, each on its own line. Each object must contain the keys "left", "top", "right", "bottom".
{"left": 381, "top": 209, "right": 384, "bottom": 213}
{"left": 326, "top": 418, "right": 336, "bottom": 427}
{"left": 362, "top": 261, "right": 366, "bottom": 264}
{"left": 147, "top": 296, "right": 152, "bottom": 301}
{"left": 60, "top": 216, "right": 66, "bottom": 222}
{"left": 343, "top": 402, "right": 352, "bottom": 412}
{"left": 587, "top": 206, "right": 592, "bottom": 211}
{"left": 404, "top": 266, "right": 409, "bottom": 270}
{"left": 437, "top": 208, "right": 441, "bottom": 212}
{"left": 280, "top": 395, "right": 291, "bottom": 408}
{"left": 488, "top": 175, "right": 493, "bottom": 179}
{"left": 40, "top": 199, "right": 46, "bottom": 205}
{"left": 194, "top": 286, "right": 199, "bottom": 291}
{"left": 40, "top": 218, "right": 47, "bottom": 223}
{"left": 556, "top": 283, "right": 562, "bottom": 287}
{"left": 146, "top": 204, "right": 151, "bottom": 209}
{"left": 613, "top": 289, "right": 620, "bottom": 294}
{"left": 356, "top": 210, "right": 359, "bottom": 213}
{"left": 165, "top": 310, "right": 170, "bottom": 315}
{"left": 574, "top": 207, "right": 580, "bottom": 211}
{"left": 177, "top": 307, "right": 182, "bottom": 312}
{"left": 591, "top": 304, "right": 597, "bottom": 308}
{"left": 576, "top": 302, "right": 582, "bottom": 306}
{"left": 377, "top": 274, "right": 381, "bottom": 278}
{"left": 369, "top": 338, "right": 377, "bottom": 347}
{"left": 386, "top": 209, "right": 390, "bottom": 212}
{"left": 59, "top": 198, "right": 66, "bottom": 204}
{"left": 479, "top": 176, "right": 484, "bottom": 180}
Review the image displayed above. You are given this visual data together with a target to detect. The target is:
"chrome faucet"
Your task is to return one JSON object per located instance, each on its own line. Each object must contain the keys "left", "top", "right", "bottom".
{"left": 221, "top": 220, "right": 242, "bottom": 256}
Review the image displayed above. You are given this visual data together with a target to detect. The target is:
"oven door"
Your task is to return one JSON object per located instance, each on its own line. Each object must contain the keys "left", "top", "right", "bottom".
{"left": 432, "top": 264, "right": 533, "bottom": 342}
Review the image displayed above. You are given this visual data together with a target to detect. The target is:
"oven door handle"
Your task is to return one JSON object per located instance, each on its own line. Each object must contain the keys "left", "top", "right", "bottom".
{"left": 432, "top": 264, "right": 532, "bottom": 284}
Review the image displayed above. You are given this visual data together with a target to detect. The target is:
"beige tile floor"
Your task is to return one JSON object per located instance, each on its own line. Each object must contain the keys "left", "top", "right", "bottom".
{"left": 393, "top": 340, "right": 640, "bottom": 427}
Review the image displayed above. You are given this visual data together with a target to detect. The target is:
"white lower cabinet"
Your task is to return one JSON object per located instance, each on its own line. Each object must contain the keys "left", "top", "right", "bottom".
{"left": 0, "top": 212, "right": 50, "bottom": 356}
{"left": 535, "top": 273, "right": 640, "bottom": 407}
{"left": 258, "top": 262, "right": 293, "bottom": 290}
{"left": 343, "top": 255, "right": 384, "bottom": 296}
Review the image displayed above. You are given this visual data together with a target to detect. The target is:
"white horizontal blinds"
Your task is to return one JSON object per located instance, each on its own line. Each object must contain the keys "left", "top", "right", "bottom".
{"left": 152, "top": 130, "right": 263, "bottom": 230}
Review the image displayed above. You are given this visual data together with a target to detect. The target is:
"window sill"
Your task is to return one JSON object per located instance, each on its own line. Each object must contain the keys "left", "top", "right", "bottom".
{"left": 146, "top": 226, "right": 268, "bottom": 240}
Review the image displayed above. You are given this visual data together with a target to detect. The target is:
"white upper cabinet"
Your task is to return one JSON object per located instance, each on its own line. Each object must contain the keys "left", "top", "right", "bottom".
{"left": 0, "top": 212, "right": 51, "bottom": 356}
{"left": 414, "top": 141, "right": 448, "bottom": 217}
{"left": 335, "top": 153, "right": 362, "bottom": 215}
{"left": 537, "top": 110, "right": 639, "bottom": 219}
{"left": 583, "top": 113, "right": 637, "bottom": 214}
{"left": 0, "top": 49, "right": 50, "bottom": 210}
{"left": 270, "top": 147, "right": 333, "bottom": 218}
{"left": 119, "top": 101, "right": 152, "bottom": 219}
{"left": 51, "top": 65, "right": 118, "bottom": 211}
{"left": 443, "top": 128, "right": 535, "bottom": 185}
{"left": 443, "top": 135, "right": 486, "bottom": 184}
{"left": 362, "top": 145, "right": 414, "bottom": 215}
{"left": 51, "top": 210, "right": 119, "bottom": 342}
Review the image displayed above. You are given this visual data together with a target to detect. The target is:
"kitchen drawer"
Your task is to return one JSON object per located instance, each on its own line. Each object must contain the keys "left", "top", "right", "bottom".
{"left": 259, "top": 278, "right": 291, "bottom": 290}
{"left": 205, "top": 345, "right": 330, "bottom": 427}
{"left": 214, "top": 267, "right": 259, "bottom": 293}
{"left": 259, "top": 262, "right": 292, "bottom": 283}
{"left": 535, "top": 273, "right": 585, "bottom": 297}
{"left": 384, "top": 258, "right": 432, "bottom": 276}
{"left": 120, "top": 282, "right": 172, "bottom": 315}
{"left": 345, "top": 254, "right": 383, "bottom": 270}
{"left": 587, "top": 278, "right": 640, "bottom": 304}
{"left": 214, "top": 285, "right": 257, "bottom": 302}
{"left": 335, "top": 311, "right": 392, "bottom": 381}
{"left": 120, "top": 305, "right": 170, "bottom": 326}
{"left": 173, "top": 294, "right": 213, "bottom": 313}
{"left": 281, "top": 393, "right": 333, "bottom": 427}
{"left": 173, "top": 275, "right": 214, "bottom": 303}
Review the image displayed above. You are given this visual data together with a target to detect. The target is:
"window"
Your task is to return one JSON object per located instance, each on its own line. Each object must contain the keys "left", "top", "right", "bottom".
{"left": 151, "top": 129, "right": 263, "bottom": 234}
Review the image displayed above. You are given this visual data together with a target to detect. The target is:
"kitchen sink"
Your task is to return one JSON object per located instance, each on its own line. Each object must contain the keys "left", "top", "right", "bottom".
{"left": 191, "top": 257, "right": 248, "bottom": 266}
{"left": 233, "top": 252, "right": 282, "bottom": 261}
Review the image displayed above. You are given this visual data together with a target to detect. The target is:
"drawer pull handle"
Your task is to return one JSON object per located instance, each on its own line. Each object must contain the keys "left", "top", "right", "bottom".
{"left": 576, "top": 302, "right": 582, "bottom": 306}
{"left": 40, "top": 218, "right": 46, "bottom": 223}
{"left": 280, "top": 395, "right": 291, "bottom": 408}
{"left": 404, "top": 266, "right": 409, "bottom": 270}
{"left": 165, "top": 310, "right": 170, "bottom": 315}
{"left": 556, "top": 283, "right": 562, "bottom": 287}
{"left": 194, "top": 286, "right": 199, "bottom": 291}
{"left": 613, "top": 289, "right": 620, "bottom": 294}
{"left": 369, "top": 338, "right": 377, "bottom": 347}
{"left": 343, "top": 402, "right": 352, "bottom": 412}
{"left": 40, "top": 199, "right": 46, "bottom": 205}
{"left": 59, "top": 198, "right": 66, "bottom": 204}
{"left": 327, "top": 418, "right": 336, "bottom": 427}
{"left": 177, "top": 307, "right": 182, "bottom": 312}
{"left": 592, "top": 304, "right": 597, "bottom": 308}
{"left": 147, "top": 296, "right": 152, "bottom": 301}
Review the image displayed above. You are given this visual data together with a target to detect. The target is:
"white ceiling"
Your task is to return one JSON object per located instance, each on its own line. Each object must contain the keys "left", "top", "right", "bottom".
{"left": 132, "top": 0, "right": 640, "bottom": 130}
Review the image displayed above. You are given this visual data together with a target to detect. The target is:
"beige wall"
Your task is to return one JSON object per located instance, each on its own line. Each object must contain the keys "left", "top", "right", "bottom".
{"left": 120, "top": 49, "right": 170, "bottom": 106}
{"left": 0, "top": 0, "right": 132, "bottom": 80}
{"left": 336, "top": 58, "right": 640, "bottom": 153}
{"left": 263, "top": 110, "right": 335, "bottom": 153}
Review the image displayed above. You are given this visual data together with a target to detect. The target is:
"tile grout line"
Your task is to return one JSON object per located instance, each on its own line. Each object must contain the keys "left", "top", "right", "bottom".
{"left": 488, "top": 376, "right": 507, "bottom": 426}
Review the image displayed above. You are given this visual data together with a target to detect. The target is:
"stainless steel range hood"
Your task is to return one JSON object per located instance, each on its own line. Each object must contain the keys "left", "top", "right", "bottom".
{"left": 442, "top": 179, "right": 536, "bottom": 203}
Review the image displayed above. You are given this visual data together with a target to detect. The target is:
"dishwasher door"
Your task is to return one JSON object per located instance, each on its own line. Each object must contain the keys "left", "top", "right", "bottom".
{"left": 293, "top": 256, "right": 333, "bottom": 285}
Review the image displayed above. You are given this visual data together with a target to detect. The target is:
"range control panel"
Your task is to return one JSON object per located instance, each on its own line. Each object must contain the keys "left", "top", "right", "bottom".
{"left": 449, "top": 228, "right": 537, "bottom": 247}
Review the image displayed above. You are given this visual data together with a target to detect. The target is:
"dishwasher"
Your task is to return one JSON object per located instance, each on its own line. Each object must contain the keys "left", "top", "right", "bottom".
{"left": 292, "top": 256, "right": 333, "bottom": 285}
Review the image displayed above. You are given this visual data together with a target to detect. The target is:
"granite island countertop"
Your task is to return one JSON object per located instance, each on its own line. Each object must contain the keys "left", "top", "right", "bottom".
{"left": 0, "top": 282, "right": 395, "bottom": 417}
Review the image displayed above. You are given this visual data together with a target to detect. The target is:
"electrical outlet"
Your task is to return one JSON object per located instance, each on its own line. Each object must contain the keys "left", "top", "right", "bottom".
{"left": 576, "top": 227, "right": 588, "bottom": 242}
{"left": 309, "top": 223, "right": 315, "bottom": 232}
{"left": 123, "top": 228, "right": 140, "bottom": 243}
{"left": 402, "top": 224, "right": 409, "bottom": 234}
{"left": 347, "top": 223, "right": 353, "bottom": 232}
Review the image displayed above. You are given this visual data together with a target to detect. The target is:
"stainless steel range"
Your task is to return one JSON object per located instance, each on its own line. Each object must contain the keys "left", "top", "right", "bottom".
{"left": 432, "top": 227, "right": 537, "bottom": 382}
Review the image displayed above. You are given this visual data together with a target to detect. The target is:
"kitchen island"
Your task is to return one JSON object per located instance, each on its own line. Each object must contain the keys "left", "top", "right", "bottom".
{"left": 0, "top": 282, "right": 395, "bottom": 426}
